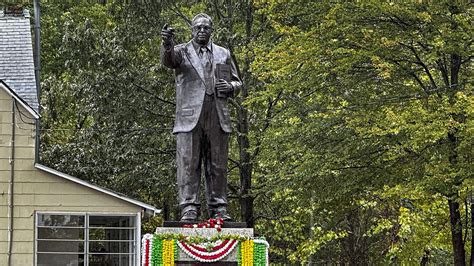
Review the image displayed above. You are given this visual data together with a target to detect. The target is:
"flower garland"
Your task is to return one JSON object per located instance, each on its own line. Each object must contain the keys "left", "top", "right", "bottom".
{"left": 141, "top": 234, "right": 177, "bottom": 266}
{"left": 162, "top": 239, "right": 175, "bottom": 265}
{"left": 238, "top": 238, "right": 269, "bottom": 266}
{"left": 253, "top": 239, "right": 270, "bottom": 266}
{"left": 141, "top": 219, "right": 270, "bottom": 265}
{"left": 141, "top": 234, "right": 153, "bottom": 266}
{"left": 240, "top": 239, "right": 253, "bottom": 265}
{"left": 178, "top": 238, "right": 239, "bottom": 262}
{"left": 152, "top": 235, "right": 162, "bottom": 265}
{"left": 142, "top": 235, "right": 269, "bottom": 265}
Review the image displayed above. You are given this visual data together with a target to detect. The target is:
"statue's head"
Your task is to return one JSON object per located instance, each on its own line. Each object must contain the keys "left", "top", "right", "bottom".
{"left": 191, "top": 13, "right": 213, "bottom": 45}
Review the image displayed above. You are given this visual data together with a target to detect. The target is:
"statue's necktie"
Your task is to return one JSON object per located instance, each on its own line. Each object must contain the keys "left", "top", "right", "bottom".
{"left": 200, "top": 47, "right": 214, "bottom": 95}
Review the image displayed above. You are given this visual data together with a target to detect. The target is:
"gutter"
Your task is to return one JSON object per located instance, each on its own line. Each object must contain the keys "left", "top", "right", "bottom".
{"left": 33, "top": 1, "right": 41, "bottom": 163}
{"left": 7, "top": 99, "right": 16, "bottom": 266}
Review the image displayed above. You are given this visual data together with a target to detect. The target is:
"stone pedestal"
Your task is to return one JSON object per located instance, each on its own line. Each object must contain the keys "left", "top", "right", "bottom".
{"left": 154, "top": 226, "right": 254, "bottom": 264}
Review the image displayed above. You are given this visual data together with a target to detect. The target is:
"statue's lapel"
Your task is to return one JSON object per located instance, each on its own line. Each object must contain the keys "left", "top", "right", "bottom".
{"left": 184, "top": 41, "right": 205, "bottom": 82}
{"left": 211, "top": 43, "right": 218, "bottom": 71}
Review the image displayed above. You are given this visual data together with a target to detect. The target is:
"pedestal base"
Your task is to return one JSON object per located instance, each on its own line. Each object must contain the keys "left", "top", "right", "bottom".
{"left": 153, "top": 227, "right": 253, "bottom": 263}
{"left": 143, "top": 223, "right": 269, "bottom": 265}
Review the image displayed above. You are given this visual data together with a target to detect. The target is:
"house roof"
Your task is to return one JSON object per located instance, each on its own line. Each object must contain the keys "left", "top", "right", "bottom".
{"left": 0, "top": 8, "right": 39, "bottom": 111}
{"left": 1, "top": 80, "right": 160, "bottom": 216}
{"left": 35, "top": 164, "right": 161, "bottom": 216}
{"left": 0, "top": 80, "right": 39, "bottom": 119}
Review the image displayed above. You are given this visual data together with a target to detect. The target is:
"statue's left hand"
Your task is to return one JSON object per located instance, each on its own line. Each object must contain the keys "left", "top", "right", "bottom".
{"left": 216, "top": 79, "right": 233, "bottom": 98}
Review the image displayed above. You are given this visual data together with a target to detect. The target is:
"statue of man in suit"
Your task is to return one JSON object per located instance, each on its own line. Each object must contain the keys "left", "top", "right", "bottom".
{"left": 161, "top": 13, "right": 242, "bottom": 222}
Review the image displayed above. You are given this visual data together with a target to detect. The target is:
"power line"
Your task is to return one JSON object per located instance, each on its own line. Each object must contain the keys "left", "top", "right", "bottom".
{"left": 14, "top": 100, "right": 36, "bottom": 126}
{"left": 40, "top": 127, "right": 173, "bottom": 133}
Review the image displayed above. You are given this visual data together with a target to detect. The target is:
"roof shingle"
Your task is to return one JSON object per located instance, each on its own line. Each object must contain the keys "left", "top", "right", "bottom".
{"left": 0, "top": 9, "right": 39, "bottom": 111}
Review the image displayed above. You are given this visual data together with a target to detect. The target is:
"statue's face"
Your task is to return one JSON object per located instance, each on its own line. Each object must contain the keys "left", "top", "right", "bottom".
{"left": 192, "top": 17, "right": 212, "bottom": 45}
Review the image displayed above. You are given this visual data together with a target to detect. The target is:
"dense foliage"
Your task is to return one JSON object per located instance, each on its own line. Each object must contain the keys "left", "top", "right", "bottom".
{"left": 250, "top": 1, "right": 473, "bottom": 264}
{"left": 6, "top": 0, "right": 473, "bottom": 264}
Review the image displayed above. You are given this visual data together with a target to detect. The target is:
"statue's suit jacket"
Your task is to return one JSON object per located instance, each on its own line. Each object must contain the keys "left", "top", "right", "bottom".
{"left": 161, "top": 40, "right": 242, "bottom": 134}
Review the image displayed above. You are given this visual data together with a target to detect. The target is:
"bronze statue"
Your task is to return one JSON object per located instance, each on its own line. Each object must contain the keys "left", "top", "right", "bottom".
{"left": 161, "top": 13, "right": 242, "bottom": 222}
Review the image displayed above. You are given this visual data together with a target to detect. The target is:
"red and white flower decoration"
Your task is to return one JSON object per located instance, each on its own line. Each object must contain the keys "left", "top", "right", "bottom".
{"left": 178, "top": 238, "right": 239, "bottom": 262}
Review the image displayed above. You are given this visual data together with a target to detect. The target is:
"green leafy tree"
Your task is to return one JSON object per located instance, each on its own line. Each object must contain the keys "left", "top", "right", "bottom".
{"left": 31, "top": 0, "right": 473, "bottom": 264}
{"left": 40, "top": 1, "right": 178, "bottom": 217}
{"left": 252, "top": 0, "right": 473, "bottom": 264}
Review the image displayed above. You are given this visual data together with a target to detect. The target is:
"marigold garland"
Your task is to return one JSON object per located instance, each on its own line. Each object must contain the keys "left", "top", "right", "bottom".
{"left": 142, "top": 235, "right": 175, "bottom": 266}
{"left": 239, "top": 239, "right": 254, "bottom": 265}
{"left": 237, "top": 238, "right": 270, "bottom": 266}
{"left": 163, "top": 239, "right": 175, "bottom": 265}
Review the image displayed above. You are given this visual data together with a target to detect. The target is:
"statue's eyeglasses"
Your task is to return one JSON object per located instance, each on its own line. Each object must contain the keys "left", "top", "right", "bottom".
{"left": 192, "top": 25, "right": 212, "bottom": 32}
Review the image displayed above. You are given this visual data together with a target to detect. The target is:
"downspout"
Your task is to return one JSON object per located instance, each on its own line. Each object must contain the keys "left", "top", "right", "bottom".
{"left": 33, "top": 0, "right": 41, "bottom": 163}
{"left": 7, "top": 99, "right": 16, "bottom": 266}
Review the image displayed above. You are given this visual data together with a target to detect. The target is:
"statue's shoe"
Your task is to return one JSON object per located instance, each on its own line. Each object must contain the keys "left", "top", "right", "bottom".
{"left": 180, "top": 210, "right": 198, "bottom": 222}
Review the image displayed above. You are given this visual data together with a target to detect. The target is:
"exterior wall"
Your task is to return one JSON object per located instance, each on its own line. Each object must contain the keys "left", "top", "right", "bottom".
{"left": 0, "top": 87, "right": 142, "bottom": 265}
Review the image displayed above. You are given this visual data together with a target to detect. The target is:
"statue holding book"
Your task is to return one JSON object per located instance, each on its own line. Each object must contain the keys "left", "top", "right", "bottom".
{"left": 161, "top": 13, "right": 242, "bottom": 222}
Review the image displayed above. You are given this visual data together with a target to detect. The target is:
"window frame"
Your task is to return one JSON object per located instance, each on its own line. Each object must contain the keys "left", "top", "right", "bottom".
{"left": 35, "top": 211, "right": 141, "bottom": 266}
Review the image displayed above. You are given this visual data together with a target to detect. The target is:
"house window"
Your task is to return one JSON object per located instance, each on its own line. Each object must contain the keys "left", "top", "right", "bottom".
{"left": 36, "top": 213, "right": 138, "bottom": 266}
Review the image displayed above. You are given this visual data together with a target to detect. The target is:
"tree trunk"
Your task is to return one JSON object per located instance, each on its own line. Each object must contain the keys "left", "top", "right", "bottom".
{"left": 237, "top": 118, "right": 254, "bottom": 227}
{"left": 227, "top": 0, "right": 255, "bottom": 228}
{"left": 235, "top": 74, "right": 254, "bottom": 227}
{"left": 345, "top": 212, "right": 358, "bottom": 266}
{"left": 470, "top": 195, "right": 473, "bottom": 266}
{"left": 163, "top": 200, "right": 169, "bottom": 221}
{"left": 420, "top": 249, "right": 430, "bottom": 265}
{"left": 448, "top": 199, "right": 466, "bottom": 266}
{"left": 447, "top": 47, "right": 465, "bottom": 264}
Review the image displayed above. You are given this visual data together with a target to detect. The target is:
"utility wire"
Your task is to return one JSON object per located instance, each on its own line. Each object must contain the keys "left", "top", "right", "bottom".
{"left": 40, "top": 127, "right": 173, "bottom": 133}
{"left": 14, "top": 100, "right": 36, "bottom": 126}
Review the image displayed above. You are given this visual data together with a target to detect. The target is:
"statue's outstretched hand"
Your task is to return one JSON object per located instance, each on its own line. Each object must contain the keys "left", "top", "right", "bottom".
{"left": 161, "top": 24, "right": 175, "bottom": 46}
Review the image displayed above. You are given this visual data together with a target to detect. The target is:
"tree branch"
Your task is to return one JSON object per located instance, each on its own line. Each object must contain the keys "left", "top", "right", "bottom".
{"left": 132, "top": 82, "right": 176, "bottom": 106}
{"left": 212, "top": 0, "right": 225, "bottom": 21}
{"left": 170, "top": 3, "right": 192, "bottom": 27}
{"left": 399, "top": 41, "right": 438, "bottom": 91}
{"left": 252, "top": 89, "right": 284, "bottom": 160}
{"left": 389, "top": 58, "right": 429, "bottom": 94}
{"left": 436, "top": 58, "right": 450, "bottom": 89}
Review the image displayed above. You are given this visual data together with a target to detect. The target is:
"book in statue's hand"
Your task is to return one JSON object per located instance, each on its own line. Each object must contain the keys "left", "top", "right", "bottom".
{"left": 215, "top": 63, "right": 231, "bottom": 82}
{"left": 215, "top": 64, "right": 232, "bottom": 98}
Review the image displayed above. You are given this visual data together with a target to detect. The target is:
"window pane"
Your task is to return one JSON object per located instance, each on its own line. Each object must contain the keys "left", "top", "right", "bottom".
{"left": 89, "top": 215, "right": 135, "bottom": 227}
{"left": 38, "top": 214, "right": 85, "bottom": 227}
{"left": 37, "top": 253, "right": 84, "bottom": 266}
{"left": 38, "top": 227, "right": 84, "bottom": 240}
{"left": 89, "top": 254, "right": 133, "bottom": 266}
{"left": 37, "top": 240, "right": 84, "bottom": 253}
{"left": 90, "top": 228, "right": 134, "bottom": 241}
{"left": 89, "top": 241, "right": 133, "bottom": 253}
